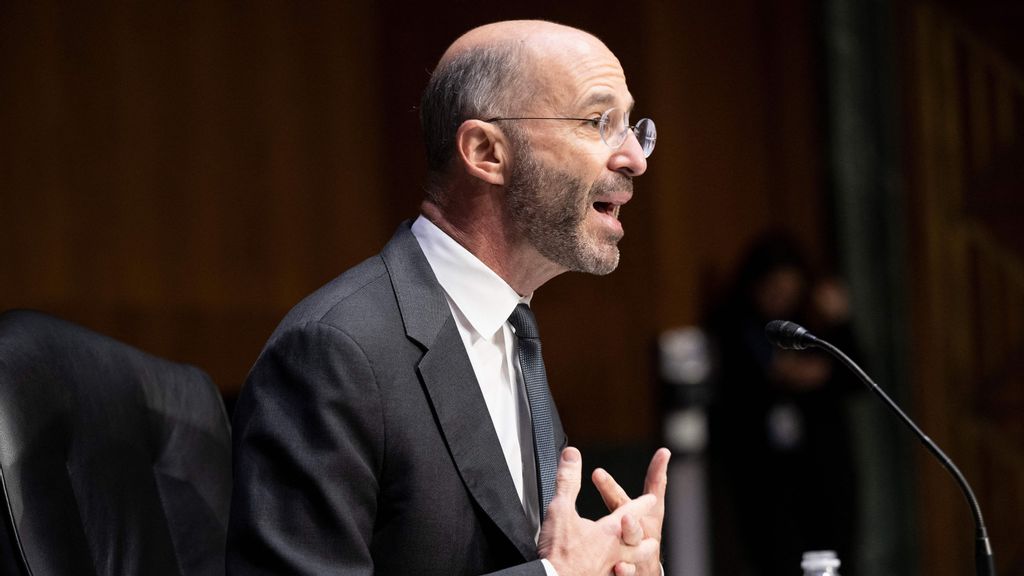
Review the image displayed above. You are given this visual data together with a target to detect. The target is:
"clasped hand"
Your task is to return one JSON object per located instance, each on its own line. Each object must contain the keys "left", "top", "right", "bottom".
{"left": 537, "top": 447, "right": 671, "bottom": 576}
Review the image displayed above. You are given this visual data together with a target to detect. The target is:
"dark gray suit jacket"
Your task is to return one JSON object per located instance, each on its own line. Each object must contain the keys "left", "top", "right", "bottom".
{"left": 227, "top": 222, "right": 567, "bottom": 575}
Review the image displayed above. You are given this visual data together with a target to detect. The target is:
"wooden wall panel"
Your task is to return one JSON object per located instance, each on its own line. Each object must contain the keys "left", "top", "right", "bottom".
{"left": 905, "top": 3, "right": 1024, "bottom": 575}
{"left": 0, "top": 1, "right": 386, "bottom": 394}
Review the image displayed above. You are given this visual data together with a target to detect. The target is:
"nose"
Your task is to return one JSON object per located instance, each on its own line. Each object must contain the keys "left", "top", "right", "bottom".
{"left": 607, "top": 129, "right": 648, "bottom": 177}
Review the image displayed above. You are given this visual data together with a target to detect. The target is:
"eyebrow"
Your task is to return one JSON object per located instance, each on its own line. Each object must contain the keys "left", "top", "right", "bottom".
{"left": 578, "top": 92, "right": 635, "bottom": 114}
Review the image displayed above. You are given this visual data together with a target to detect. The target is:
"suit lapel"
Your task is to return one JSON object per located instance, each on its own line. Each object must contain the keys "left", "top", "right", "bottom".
{"left": 418, "top": 330, "right": 539, "bottom": 560}
{"left": 381, "top": 223, "right": 539, "bottom": 561}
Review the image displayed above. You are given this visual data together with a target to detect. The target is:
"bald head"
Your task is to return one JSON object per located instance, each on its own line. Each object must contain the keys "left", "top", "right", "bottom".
{"left": 439, "top": 20, "right": 606, "bottom": 67}
{"left": 419, "top": 21, "right": 618, "bottom": 194}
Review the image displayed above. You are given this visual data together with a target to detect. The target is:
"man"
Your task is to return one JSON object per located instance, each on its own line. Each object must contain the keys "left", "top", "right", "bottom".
{"left": 227, "top": 20, "right": 670, "bottom": 576}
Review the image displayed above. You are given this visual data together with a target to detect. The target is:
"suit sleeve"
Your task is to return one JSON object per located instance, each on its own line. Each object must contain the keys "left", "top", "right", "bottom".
{"left": 227, "top": 321, "right": 384, "bottom": 576}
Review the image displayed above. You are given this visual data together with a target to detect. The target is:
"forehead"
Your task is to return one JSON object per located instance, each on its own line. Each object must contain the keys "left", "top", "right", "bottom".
{"left": 525, "top": 34, "right": 634, "bottom": 113}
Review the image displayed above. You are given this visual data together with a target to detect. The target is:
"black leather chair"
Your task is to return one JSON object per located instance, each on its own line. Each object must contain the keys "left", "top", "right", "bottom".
{"left": 0, "top": 310, "right": 231, "bottom": 576}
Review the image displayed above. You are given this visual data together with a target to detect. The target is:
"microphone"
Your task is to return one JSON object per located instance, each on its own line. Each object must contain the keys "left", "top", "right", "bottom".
{"left": 765, "top": 320, "right": 996, "bottom": 576}
{"left": 765, "top": 319, "right": 816, "bottom": 350}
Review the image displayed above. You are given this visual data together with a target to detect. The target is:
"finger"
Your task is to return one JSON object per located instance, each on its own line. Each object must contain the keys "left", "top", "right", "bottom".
{"left": 603, "top": 493, "right": 657, "bottom": 526}
{"left": 614, "top": 561, "right": 637, "bottom": 576}
{"left": 620, "top": 513, "right": 643, "bottom": 546}
{"left": 643, "top": 448, "right": 672, "bottom": 502}
{"left": 551, "top": 447, "right": 582, "bottom": 508}
{"left": 618, "top": 537, "right": 660, "bottom": 568}
{"left": 593, "top": 467, "right": 631, "bottom": 512}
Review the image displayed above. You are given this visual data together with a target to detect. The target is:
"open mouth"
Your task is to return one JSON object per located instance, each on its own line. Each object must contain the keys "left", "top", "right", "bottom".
{"left": 593, "top": 201, "right": 620, "bottom": 220}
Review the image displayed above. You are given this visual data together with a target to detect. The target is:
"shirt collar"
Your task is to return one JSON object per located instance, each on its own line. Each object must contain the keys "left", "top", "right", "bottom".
{"left": 411, "top": 215, "right": 531, "bottom": 339}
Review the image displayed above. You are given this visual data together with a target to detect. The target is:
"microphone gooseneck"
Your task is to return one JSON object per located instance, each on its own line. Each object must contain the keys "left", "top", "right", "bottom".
{"left": 764, "top": 320, "right": 996, "bottom": 576}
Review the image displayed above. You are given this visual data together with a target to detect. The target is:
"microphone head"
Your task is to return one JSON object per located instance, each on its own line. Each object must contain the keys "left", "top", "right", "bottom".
{"left": 765, "top": 320, "right": 815, "bottom": 350}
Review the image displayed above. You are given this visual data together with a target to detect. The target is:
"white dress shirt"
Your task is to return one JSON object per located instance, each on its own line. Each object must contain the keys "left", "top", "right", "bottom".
{"left": 411, "top": 216, "right": 556, "bottom": 576}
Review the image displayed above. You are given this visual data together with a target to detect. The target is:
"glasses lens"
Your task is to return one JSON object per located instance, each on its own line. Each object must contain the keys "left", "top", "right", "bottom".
{"left": 599, "top": 108, "right": 628, "bottom": 149}
{"left": 634, "top": 118, "right": 656, "bottom": 158}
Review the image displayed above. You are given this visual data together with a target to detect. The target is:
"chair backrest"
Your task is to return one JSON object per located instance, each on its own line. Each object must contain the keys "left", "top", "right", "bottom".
{"left": 0, "top": 310, "right": 231, "bottom": 576}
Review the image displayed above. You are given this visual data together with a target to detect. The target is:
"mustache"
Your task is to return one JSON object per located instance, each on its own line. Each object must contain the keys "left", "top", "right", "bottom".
{"left": 588, "top": 173, "right": 633, "bottom": 199}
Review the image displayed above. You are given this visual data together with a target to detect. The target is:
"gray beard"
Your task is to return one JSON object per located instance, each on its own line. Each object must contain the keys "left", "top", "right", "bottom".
{"left": 504, "top": 143, "right": 630, "bottom": 276}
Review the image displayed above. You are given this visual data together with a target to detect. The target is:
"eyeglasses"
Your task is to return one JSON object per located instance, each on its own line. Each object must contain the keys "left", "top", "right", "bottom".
{"left": 484, "top": 108, "right": 656, "bottom": 158}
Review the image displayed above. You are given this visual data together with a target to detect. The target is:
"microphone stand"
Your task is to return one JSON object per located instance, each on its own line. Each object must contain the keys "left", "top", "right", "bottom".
{"left": 768, "top": 323, "right": 996, "bottom": 576}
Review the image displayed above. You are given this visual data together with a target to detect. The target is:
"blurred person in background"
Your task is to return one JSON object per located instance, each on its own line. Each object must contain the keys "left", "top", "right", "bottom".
{"left": 706, "top": 231, "right": 861, "bottom": 576}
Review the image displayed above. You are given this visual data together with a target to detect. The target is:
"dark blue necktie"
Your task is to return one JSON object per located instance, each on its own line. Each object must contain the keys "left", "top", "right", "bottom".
{"left": 508, "top": 303, "right": 557, "bottom": 520}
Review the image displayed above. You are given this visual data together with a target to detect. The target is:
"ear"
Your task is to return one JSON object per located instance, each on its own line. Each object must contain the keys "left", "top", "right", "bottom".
{"left": 454, "top": 120, "right": 509, "bottom": 186}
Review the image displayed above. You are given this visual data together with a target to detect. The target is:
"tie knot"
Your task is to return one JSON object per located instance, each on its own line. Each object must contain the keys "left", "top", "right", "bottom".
{"left": 508, "top": 303, "right": 540, "bottom": 339}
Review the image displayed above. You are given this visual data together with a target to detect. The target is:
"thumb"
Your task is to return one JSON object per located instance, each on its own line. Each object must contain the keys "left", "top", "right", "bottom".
{"left": 552, "top": 447, "right": 582, "bottom": 506}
